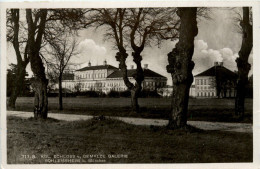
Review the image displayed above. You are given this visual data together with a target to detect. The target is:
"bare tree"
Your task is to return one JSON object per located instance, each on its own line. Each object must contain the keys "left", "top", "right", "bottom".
{"left": 124, "top": 8, "right": 180, "bottom": 112}
{"left": 86, "top": 8, "right": 180, "bottom": 112}
{"left": 25, "top": 9, "right": 86, "bottom": 119}
{"left": 46, "top": 35, "right": 78, "bottom": 110}
{"left": 234, "top": 7, "right": 253, "bottom": 119}
{"left": 85, "top": 8, "right": 134, "bottom": 108}
{"left": 166, "top": 7, "right": 198, "bottom": 129}
{"left": 6, "top": 9, "right": 29, "bottom": 109}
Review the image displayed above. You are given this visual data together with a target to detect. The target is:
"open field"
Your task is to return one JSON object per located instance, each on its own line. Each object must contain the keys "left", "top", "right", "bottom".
{"left": 7, "top": 116, "right": 252, "bottom": 164}
{"left": 9, "top": 97, "right": 253, "bottom": 123}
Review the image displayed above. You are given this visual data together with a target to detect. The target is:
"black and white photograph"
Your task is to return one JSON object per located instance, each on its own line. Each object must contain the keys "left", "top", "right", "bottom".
{"left": 0, "top": 1, "right": 259, "bottom": 168}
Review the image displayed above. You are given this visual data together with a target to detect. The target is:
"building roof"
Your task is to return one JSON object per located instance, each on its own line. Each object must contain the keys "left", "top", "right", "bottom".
{"left": 76, "top": 65, "right": 118, "bottom": 71}
{"left": 107, "top": 69, "right": 166, "bottom": 79}
{"left": 194, "top": 65, "right": 237, "bottom": 79}
{"left": 62, "top": 73, "right": 74, "bottom": 80}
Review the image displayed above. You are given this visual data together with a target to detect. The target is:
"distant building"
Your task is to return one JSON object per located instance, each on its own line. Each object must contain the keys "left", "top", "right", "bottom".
{"left": 60, "top": 61, "right": 167, "bottom": 94}
{"left": 158, "top": 62, "right": 237, "bottom": 98}
{"left": 194, "top": 62, "right": 237, "bottom": 98}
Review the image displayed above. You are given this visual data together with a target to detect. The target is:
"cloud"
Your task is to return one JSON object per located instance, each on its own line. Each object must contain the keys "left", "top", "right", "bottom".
{"left": 195, "top": 40, "right": 208, "bottom": 51}
{"left": 192, "top": 39, "right": 243, "bottom": 75}
{"left": 77, "top": 39, "right": 107, "bottom": 66}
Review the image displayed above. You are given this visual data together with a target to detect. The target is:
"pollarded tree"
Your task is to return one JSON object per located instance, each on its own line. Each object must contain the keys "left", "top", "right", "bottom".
{"left": 125, "top": 8, "right": 179, "bottom": 112}
{"left": 234, "top": 7, "right": 253, "bottom": 118}
{"left": 86, "top": 8, "right": 180, "bottom": 112}
{"left": 166, "top": 7, "right": 198, "bottom": 129}
{"left": 86, "top": 8, "right": 134, "bottom": 106}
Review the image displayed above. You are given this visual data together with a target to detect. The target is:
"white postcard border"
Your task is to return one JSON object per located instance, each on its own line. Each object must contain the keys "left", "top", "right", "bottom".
{"left": 1, "top": 1, "right": 259, "bottom": 169}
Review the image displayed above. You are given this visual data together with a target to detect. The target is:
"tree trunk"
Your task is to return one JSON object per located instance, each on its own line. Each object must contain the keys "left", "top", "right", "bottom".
{"left": 131, "top": 51, "right": 144, "bottom": 113}
{"left": 115, "top": 49, "right": 134, "bottom": 89}
{"left": 58, "top": 75, "right": 63, "bottom": 110}
{"left": 26, "top": 9, "right": 48, "bottom": 119}
{"left": 166, "top": 8, "right": 198, "bottom": 129}
{"left": 8, "top": 62, "right": 27, "bottom": 108}
{"left": 31, "top": 76, "right": 48, "bottom": 119}
{"left": 115, "top": 48, "right": 138, "bottom": 112}
{"left": 235, "top": 7, "right": 252, "bottom": 119}
{"left": 130, "top": 89, "right": 139, "bottom": 112}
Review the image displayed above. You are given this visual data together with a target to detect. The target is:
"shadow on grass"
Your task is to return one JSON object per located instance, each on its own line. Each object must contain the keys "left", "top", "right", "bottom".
{"left": 27, "top": 117, "right": 61, "bottom": 122}
{"left": 7, "top": 116, "right": 252, "bottom": 164}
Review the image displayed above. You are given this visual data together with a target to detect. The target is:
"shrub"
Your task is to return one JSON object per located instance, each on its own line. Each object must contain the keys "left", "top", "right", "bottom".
{"left": 139, "top": 89, "right": 161, "bottom": 98}
{"left": 76, "top": 91, "right": 102, "bottom": 97}
{"left": 107, "top": 90, "right": 120, "bottom": 98}
{"left": 119, "top": 90, "right": 131, "bottom": 97}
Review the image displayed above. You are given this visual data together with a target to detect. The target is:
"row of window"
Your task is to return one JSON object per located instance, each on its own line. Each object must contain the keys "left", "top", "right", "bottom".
{"left": 195, "top": 78, "right": 214, "bottom": 85}
{"left": 144, "top": 81, "right": 166, "bottom": 87}
{"left": 76, "top": 73, "right": 106, "bottom": 79}
{"left": 66, "top": 81, "right": 166, "bottom": 88}
{"left": 197, "top": 92, "right": 215, "bottom": 97}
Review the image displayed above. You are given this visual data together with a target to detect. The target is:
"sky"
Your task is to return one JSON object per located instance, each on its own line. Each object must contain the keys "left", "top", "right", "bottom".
{"left": 6, "top": 8, "right": 253, "bottom": 85}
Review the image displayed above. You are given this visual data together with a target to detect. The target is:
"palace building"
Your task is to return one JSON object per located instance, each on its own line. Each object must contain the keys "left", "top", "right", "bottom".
{"left": 159, "top": 62, "right": 237, "bottom": 98}
{"left": 193, "top": 62, "right": 237, "bottom": 98}
{"left": 61, "top": 61, "right": 167, "bottom": 94}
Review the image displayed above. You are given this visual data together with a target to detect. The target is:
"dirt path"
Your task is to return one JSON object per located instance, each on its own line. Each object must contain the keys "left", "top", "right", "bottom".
{"left": 7, "top": 111, "right": 252, "bottom": 133}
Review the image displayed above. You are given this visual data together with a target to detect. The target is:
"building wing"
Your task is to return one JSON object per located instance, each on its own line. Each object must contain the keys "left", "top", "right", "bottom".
{"left": 76, "top": 65, "right": 118, "bottom": 71}
{"left": 195, "top": 65, "right": 237, "bottom": 79}
{"left": 107, "top": 69, "right": 167, "bottom": 79}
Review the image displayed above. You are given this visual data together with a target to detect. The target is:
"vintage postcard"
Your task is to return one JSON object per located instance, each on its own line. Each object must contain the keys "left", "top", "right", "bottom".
{"left": 1, "top": 1, "right": 259, "bottom": 169}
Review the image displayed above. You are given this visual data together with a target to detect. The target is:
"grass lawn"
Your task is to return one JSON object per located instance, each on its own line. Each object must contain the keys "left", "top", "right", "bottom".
{"left": 7, "top": 116, "right": 252, "bottom": 164}
{"left": 9, "top": 97, "right": 253, "bottom": 123}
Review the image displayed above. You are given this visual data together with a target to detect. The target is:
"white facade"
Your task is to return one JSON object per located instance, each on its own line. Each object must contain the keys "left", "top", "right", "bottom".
{"left": 61, "top": 62, "right": 167, "bottom": 94}
{"left": 194, "top": 76, "right": 217, "bottom": 97}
